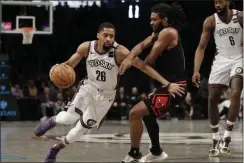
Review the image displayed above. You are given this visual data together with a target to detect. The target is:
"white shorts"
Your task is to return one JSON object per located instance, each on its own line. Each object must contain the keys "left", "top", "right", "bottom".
{"left": 209, "top": 56, "right": 243, "bottom": 86}
{"left": 66, "top": 79, "right": 116, "bottom": 128}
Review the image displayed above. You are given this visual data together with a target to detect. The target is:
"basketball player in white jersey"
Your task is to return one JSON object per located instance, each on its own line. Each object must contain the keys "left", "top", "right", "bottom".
{"left": 192, "top": 0, "right": 243, "bottom": 157}
{"left": 34, "top": 22, "right": 185, "bottom": 163}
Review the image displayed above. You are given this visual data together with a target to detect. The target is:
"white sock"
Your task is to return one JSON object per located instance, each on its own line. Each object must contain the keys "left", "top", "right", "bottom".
{"left": 223, "top": 120, "right": 235, "bottom": 139}
{"left": 210, "top": 124, "right": 220, "bottom": 140}
{"left": 223, "top": 130, "right": 231, "bottom": 138}
{"left": 226, "top": 120, "right": 235, "bottom": 126}
{"left": 212, "top": 131, "right": 220, "bottom": 140}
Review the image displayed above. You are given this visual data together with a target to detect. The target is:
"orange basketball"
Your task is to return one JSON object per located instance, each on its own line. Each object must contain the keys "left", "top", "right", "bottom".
{"left": 49, "top": 64, "right": 76, "bottom": 88}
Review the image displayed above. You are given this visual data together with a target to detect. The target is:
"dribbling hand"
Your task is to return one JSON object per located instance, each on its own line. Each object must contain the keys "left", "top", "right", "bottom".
{"left": 192, "top": 72, "right": 200, "bottom": 88}
{"left": 167, "top": 83, "right": 185, "bottom": 98}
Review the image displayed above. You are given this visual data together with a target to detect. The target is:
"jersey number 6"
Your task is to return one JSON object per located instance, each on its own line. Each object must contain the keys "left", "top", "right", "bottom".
{"left": 229, "top": 36, "right": 235, "bottom": 46}
{"left": 96, "top": 70, "right": 106, "bottom": 82}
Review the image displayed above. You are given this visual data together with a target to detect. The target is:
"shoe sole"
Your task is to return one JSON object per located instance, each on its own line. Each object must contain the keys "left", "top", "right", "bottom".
{"left": 220, "top": 152, "right": 231, "bottom": 156}
{"left": 141, "top": 154, "right": 168, "bottom": 162}
{"left": 209, "top": 150, "right": 220, "bottom": 157}
{"left": 121, "top": 160, "right": 139, "bottom": 163}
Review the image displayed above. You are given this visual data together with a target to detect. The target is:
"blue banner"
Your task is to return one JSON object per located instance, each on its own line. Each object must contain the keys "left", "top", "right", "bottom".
{"left": 0, "top": 55, "right": 20, "bottom": 121}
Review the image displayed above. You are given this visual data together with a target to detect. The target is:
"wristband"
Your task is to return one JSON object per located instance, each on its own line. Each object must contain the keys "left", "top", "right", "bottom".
{"left": 166, "top": 83, "right": 171, "bottom": 91}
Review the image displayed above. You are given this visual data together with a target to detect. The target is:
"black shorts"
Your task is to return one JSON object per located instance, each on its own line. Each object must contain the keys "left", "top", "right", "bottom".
{"left": 143, "top": 81, "right": 187, "bottom": 117}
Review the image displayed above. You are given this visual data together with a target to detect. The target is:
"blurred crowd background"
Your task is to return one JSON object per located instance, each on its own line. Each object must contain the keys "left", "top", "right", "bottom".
{"left": 1, "top": 0, "right": 243, "bottom": 121}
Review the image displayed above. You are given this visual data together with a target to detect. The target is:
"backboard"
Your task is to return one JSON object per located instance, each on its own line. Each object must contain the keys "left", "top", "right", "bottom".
{"left": 1, "top": 1, "right": 53, "bottom": 35}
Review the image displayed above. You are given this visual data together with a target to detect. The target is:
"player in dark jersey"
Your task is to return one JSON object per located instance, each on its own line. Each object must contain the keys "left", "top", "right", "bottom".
{"left": 120, "top": 3, "right": 186, "bottom": 162}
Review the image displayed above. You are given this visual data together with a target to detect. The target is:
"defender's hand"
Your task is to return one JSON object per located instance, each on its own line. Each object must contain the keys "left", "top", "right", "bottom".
{"left": 192, "top": 72, "right": 200, "bottom": 88}
{"left": 167, "top": 83, "right": 185, "bottom": 98}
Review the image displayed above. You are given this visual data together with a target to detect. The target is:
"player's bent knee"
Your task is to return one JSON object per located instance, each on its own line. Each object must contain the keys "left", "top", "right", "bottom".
{"left": 129, "top": 102, "right": 149, "bottom": 120}
{"left": 80, "top": 116, "right": 97, "bottom": 129}
{"left": 129, "top": 109, "right": 139, "bottom": 120}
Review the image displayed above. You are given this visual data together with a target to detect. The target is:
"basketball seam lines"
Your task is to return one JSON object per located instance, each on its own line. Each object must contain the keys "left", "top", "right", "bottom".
{"left": 60, "top": 65, "right": 72, "bottom": 85}
{"left": 52, "top": 66, "right": 69, "bottom": 86}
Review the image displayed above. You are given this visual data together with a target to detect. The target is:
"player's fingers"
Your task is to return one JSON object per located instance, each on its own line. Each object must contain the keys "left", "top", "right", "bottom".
{"left": 197, "top": 76, "right": 200, "bottom": 83}
{"left": 179, "top": 86, "right": 185, "bottom": 92}
{"left": 196, "top": 83, "right": 200, "bottom": 88}
{"left": 175, "top": 91, "right": 182, "bottom": 97}
{"left": 170, "top": 93, "right": 176, "bottom": 98}
{"left": 119, "top": 65, "right": 125, "bottom": 74}
{"left": 178, "top": 86, "right": 185, "bottom": 91}
{"left": 192, "top": 80, "right": 198, "bottom": 86}
{"left": 177, "top": 88, "right": 185, "bottom": 94}
{"left": 178, "top": 84, "right": 187, "bottom": 88}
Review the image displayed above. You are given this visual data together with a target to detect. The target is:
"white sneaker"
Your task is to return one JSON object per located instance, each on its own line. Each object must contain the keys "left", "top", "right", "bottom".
{"left": 40, "top": 116, "right": 48, "bottom": 122}
{"left": 139, "top": 151, "right": 168, "bottom": 162}
{"left": 220, "top": 137, "right": 231, "bottom": 156}
{"left": 122, "top": 155, "right": 140, "bottom": 163}
{"left": 209, "top": 139, "right": 221, "bottom": 157}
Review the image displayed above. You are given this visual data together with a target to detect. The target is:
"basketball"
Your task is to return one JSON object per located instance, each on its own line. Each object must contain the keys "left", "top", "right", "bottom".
{"left": 49, "top": 64, "right": 76, "bottom": 88}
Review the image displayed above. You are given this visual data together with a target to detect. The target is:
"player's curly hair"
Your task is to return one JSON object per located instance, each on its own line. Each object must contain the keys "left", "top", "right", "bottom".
{"left": 151, "top": 2, "right": 186, "bottom": 30}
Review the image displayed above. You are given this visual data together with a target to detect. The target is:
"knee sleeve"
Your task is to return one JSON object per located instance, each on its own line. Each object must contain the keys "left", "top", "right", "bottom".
{"left": 80, "top": 110, "right": 98, "bottom": 129}
{"left": 55, "top": 111, "right": 79, "bottom": 125}
{"left": 66, "top": 121, "right": 88, "bottom": 143}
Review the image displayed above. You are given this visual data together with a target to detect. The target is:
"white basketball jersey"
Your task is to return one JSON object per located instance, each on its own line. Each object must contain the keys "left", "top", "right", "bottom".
{"left": 86, "top": 41, "right": 120, "bottom": 90}
{"left": 214, "top": 9, "right": 243, "bottom": 59}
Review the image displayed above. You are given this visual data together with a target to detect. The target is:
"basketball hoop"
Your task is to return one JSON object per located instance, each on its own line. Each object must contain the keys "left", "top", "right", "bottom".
{"left": 21, "top": 27, "right": 36, "bottom": 44}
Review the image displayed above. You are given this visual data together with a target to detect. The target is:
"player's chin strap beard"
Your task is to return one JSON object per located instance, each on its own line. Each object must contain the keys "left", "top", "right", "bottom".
{"left": 217, "top": 7, "right": 228, "bottom": 16}
{"left": 95, "top": 41, "right": 115, "bottom": 54}
{"left": 103, "top": 42, "right": 115, "bottom": 51}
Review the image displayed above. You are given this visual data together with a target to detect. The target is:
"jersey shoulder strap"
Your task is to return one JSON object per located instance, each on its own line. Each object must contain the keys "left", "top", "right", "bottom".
{"left": 214, "top": 13, "right": 221, "bottom": 25}
{"left": 232, "top": 9, "right": 239, "bottom": 24}
{"left": 108, "top": 42, "right": 119, "bottom": 57}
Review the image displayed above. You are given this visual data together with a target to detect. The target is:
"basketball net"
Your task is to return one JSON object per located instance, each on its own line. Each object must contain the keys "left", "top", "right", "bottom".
{"left": 21, "top": 27, "right": 36, "bottom": 44}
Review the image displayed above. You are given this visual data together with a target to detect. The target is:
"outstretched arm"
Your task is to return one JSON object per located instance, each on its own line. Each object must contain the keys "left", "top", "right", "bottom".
{"left": 119, "top": 34, "right": 154, "bottom": 74}
{"left": 116, "top": 45, "right": 185, "bottom": 96}
{"left": 116, "top": 45, "right": 169, "bottom": 86}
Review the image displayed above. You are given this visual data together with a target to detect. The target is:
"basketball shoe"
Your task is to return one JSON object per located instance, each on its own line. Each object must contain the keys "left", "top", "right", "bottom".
{"left": 220, "top": 137, "right": 231, "bottom": 156}
{"left": 139, "top": 151, "right": 168, "bottom": 162}
{"left": 34, "top": 116, "right": 56, "bottom": 136}
{"left": 209, "top": 139, "right": 222, "bottom": 157}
